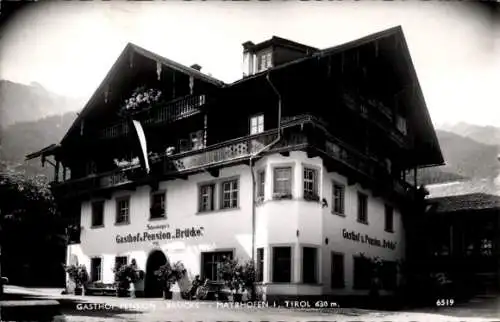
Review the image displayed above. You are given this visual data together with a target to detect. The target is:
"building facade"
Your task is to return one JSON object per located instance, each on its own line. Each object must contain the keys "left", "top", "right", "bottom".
{"left": 27, "top": 26, "right": 443, "bottom": 298}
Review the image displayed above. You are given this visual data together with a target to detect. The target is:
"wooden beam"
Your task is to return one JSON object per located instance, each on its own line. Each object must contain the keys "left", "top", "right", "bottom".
{"left": 306, "top": 148, "right": 318, "bottom": 159}
{"left": 279, "top": 151, "right": 290, "bottom": 157}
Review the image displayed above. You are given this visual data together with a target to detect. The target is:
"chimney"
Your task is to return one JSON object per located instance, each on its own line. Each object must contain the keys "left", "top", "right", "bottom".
{"left": 242, "top": 41, "right": 255, "bottom": 77}
{"left": 190, "top": 64, "right": 202, "bottom": 71}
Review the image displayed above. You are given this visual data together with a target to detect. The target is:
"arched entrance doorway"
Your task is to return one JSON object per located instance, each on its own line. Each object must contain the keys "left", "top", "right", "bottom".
{"left": 145, "top": 250, "right": 168, "bottom": 298}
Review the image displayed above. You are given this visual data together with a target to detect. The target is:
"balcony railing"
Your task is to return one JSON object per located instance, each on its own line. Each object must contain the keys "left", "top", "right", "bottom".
{"left": 342, "top": 92, "right": 406, "bottom": 146}
{"left": 99, "top": 94, "right": 206, "bottom": 139}
{"left": 53, "top": 115, "right": 414, "bottom": 199}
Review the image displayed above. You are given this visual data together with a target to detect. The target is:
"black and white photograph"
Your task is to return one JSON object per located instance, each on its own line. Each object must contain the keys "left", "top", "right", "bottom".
{"left": 0, "top": 0, "right": 499, "bottom": 321}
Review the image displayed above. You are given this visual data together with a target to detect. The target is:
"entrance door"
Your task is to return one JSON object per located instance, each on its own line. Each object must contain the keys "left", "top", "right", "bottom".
{"left": 145, "top": 250, "right": 168, "bottom": 298}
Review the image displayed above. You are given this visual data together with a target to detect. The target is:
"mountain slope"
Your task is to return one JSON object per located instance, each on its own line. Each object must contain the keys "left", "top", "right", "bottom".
{"left": 416, "top": 130, "right": 500, "bottom": 185}
{"left": 0, "top": 80, "right": 83, "bottom": 128}
{"left": 439, "top": 122, "right": 500, "bottom": 147}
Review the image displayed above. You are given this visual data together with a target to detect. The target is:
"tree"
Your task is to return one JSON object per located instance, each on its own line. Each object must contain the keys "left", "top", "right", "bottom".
{"left": 0, "top": 170, "right": 67, "bottom": 286}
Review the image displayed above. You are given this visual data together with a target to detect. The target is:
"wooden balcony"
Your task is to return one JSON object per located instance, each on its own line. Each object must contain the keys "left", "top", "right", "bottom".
{"left": 342, "top": 92, "right": 406, "bottom": 147}
{"left": 53, "top": 115, "right": 414, "bottom": 200}
{"left": 99, "top": 94, "right": 206, "bottom": 139}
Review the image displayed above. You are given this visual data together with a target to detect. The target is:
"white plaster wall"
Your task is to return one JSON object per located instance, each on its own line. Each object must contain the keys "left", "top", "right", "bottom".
{"left": 68, "top": 151, "right": 406, "bottom": 296}
{"left": 320, "top": 170, "right": 405, "bottom": 295}
{"left": 69, "top": 165, "right": 253, "bottom": 284}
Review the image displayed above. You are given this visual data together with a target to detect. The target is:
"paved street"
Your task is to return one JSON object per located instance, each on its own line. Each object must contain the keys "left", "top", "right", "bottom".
{"left": 4, "top": 286, "right": 500, "bottom": 322}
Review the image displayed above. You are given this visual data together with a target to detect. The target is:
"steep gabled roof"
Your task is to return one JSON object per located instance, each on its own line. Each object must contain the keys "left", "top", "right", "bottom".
{"left": 60, "top": 43, "right": 225, "bottom": 145}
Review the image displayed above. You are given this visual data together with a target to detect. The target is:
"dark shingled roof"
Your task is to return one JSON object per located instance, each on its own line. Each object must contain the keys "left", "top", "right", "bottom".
{"left": 428, "top": 193, "right": 500, "bottom": 214}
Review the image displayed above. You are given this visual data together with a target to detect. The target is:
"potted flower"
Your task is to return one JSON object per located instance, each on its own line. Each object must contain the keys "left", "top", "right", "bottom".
{"left": 154, "top": 261, "right": 186, "bottom": 299}
{"left": 113, "top": 261, "right": 144, "bottom": 297}
{"left": 218, "top": 257, "right": 256, "bottom": 302}
{"left": 303, "top": 191, "right": 320, "bottom": 202}
{"left": 272, "top": 192, "right": 292, "bottom": 200}
{"left": 64, "top": 264, "right": 89, "bottom": 295}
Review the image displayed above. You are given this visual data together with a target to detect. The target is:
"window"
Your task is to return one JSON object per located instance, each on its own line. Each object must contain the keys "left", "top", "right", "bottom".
{"left": 381, "top": 261, "right": 397, "bottom": 290}
{"left": 257, "top": 170, "right": 265, "bottom": 200}
{"left": 357, "top": 192, "right": 368, "bottom": 224}
{"left": 199, "top": 184, "right": 215, "bottom": 212}
{"left": 91, "top": 201, "right": 104, "bottom": 227}
{"left": 257, "top": 248, "right": 264, "bottom": 282}
{"left": 303, "top": 167, "right": 318, "bottom": 199}
{"left": 353, "top": 256, "right": 371, "bottom": 289}
{"left": 272, "top": 247, "right": 291, "bottom": 283}
{"left": 331, "top": 253, "right": 345, "bottom": 288}
{"left": 201, "top": 251, "right": 233, "bottom": 281}
{"left": 221, "top": 179, "right": 239, "bottom": 209}
{"left": 150, "top": 191, "right": 166, "bottom": 219}
{"left": 116, "top": 197, "right": 130, "bottom": 224}
{"left": 90, "top": 257, "right": 102, "bottom": 282}
{"left": 114, "top": 256, "right": 128, "bottom": 270}
{"left": 385, "top": 204, "right": 394, "bottom": 232}
{"left": 258, "top": 52, "right": 272, "bottom": 72}
{"left": 273, "top": 167, "right": 292, "bottom": 198}
{"left": 250, "top": 114, "right": 264, "bottom": 135}
{"left": 396, "top": 116, "right": 407, "bottom": 135}
{"left": 302, "top": 247, "right": 317, "bottom": 284}
{"left": 332, "top": 182, "right": 345, "bottom": 215}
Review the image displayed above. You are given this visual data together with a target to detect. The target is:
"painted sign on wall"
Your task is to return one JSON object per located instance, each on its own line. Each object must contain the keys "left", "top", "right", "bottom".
{"left": 116, "top": 226, "right": 205, "bottom": 244}
{"left": 342, "top": 229, "right": 397, "bottom": 250}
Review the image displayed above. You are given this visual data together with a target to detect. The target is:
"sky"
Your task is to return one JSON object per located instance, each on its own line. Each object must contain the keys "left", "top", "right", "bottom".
{"left": 0, "top": 1, "right": 498, "bottom": 127}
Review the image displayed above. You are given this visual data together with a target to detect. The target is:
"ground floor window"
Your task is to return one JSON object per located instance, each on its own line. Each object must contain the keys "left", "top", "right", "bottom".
{"left": 201, "top": 251, "right": 233, "bottom": 281}
{"left": 272, "top": 246, "right": 292, "bottom": 283}
{"left": 90, "top": 257, "right": 102, "bottom": 282}
{"left": 115, "top": 256, "right": 128, "bottom": 270}
{"left": 257, "top": 248, "right": 264, "bottom": 282}
{"left": 353, "top": 256, "right": 371, "bottom": 289}
{"left": 381, "top": 261, "right": 397, "bottom": 290}
{"left": 302, "top": 247, "right": 317, "bottom": 284}
{"left": 331, "top": 253, "right": 345, "bottom": 289}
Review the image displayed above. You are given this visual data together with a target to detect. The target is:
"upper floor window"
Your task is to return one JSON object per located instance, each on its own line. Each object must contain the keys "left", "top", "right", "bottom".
{"left": 116, "top": 196, "right": 130, "bottom": 224}
{"left": 150, "top": 191, "right": 166, "bottom": 219}
{"left": 385, "top": 204, "right": 394, "bottom": 232}
{"left": 273, "top": 167, "right": 292, "bottom": 198}
{"left": 257, "top": 51, "right": 272, "bottom": 72}
{"left": 221, "top": 179, "right": 239, "bottom": 209}
{"left": 250, "top": 114, "right": 264, "bottom": 135}
{"left": 396, "top": 116, "right": 407, "bottom": 135}
{"left": 332, "top": 182, "right": 345, "bottom": 215}
{"left": 303, "top": 167, "right": 318, "bottom": 199}
{"left": 357, "top": 192, "right": 368, "bottom": 224}
{"left": 199, "top": 183, "right": 215, "bottom": 212}
{"left": 91, "top": 200, "right": 104, "bottom": 227}
{"left": 257, "top": 170, "right": 265, "bottom": 199}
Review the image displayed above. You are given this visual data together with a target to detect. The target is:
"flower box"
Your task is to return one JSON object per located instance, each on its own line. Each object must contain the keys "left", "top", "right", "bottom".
{"left": 272, "top": 192, "right": 292, "bottom": 200}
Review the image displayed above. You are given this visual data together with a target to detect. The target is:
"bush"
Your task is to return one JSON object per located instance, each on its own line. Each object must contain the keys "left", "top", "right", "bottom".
{"left": 64, "top": 264, "right": 89, "bottom": 288}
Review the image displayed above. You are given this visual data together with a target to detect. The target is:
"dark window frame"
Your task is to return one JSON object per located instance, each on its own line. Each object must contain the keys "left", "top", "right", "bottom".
{"left": 256, "top": 248, "right": 264, "bottom": 282}
{"left": 220, "top": 179, "right": 239, "bottom": 210}
{"left": 150, "top": 190, "right": 167, "bottom": 219}
{"left": 302, "top": 247, "right": 318, "bottom": 284}
{"left": 91, "top": 200, "right": 105, "bottom": 228}
{"left": 115, "top": 196, "right": 130, "bottom": 225}
{"left": 198, "top": 183, "right": 216, "bottom": 213}
{"left": 90, "top": 257, "right": 102, "bottom": 282}
{"left": 303, "top": 167, "right": 319, "bottom": 199}
{"left": 384, "top": 204, "right": 394, "bottom": 232}
{"left": 114, "top": 256, "right": 128, "bottom": 270}
{"left": 332, "top": 182, "right": 345, "bottom": 215}
{"left": 272, "top": 246, "right": 292, "bottom": 283}
{"left": 257, "top": 170, "right": 265, "bottom": 199}
{"left": 357, "top": 192, "right": 368, "bottom": 224}
{"left": 201, "top": 251, "right": 233, "bottom": 281}
{"left": 331, "top": 252, "right": 345, "bottom": 289}
{"left": 250, "top": 113, "right": 265, "bottom": 135}
{"left": 273, "top": 166, "right": 293, "bottom": 198}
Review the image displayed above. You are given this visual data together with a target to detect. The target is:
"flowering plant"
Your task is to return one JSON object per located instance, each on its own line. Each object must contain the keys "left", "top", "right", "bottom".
{"left": 121, "top": 86, "right": 162, "bottom": 114}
